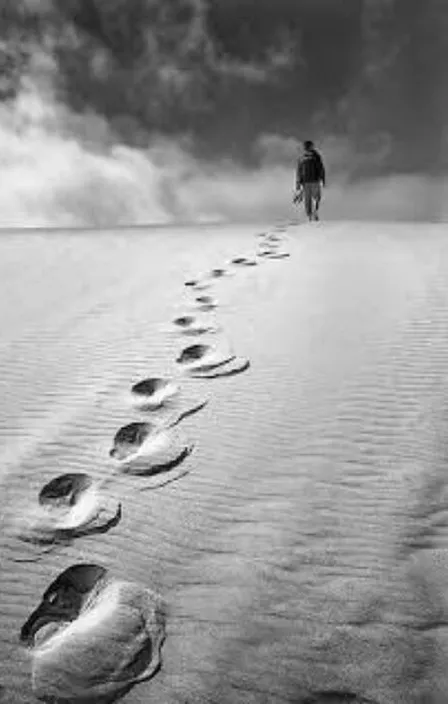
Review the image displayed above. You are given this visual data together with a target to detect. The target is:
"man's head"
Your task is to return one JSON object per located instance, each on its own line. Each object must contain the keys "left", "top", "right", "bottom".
{"left": 303, "top": 140, "right": 314, "bottom": 151}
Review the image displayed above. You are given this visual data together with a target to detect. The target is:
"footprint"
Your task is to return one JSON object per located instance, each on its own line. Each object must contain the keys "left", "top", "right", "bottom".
{"left": 194, "top": 295, "right": 218, "bottom": 311}
{"left": 209, "top": 267, "right": 234, "bottom": 279}
{"left": 20, "top": 564, "right": 165, "bottom": 703}
{"left": 210, "top": 267, "right": 227, "bottom": 278}
{"left": 257, "top": 244, "right": 279, "bottom": 257}
{"left": 128, "top": 376, "right": 209, "bottom": 427}
{"left": 176, "top": 343, "right": 235, "bottom": 373}
{"left": 110, "top": 421, "right": 192, "bottom": 475}
{"left": 8, "top": 474, "right": 121, "bottom": 548}
{"left": 173, "top": 315, "right": 219, "bottom": 336}
{"left": 110, "top": 422, "right": 150, "bottom": 459}
{"left": 129, "top": 377, "right": 179, "bottom": 411}
{"left": 184, "top": 279, "right": 211, "bottom": 291}
{"left": 262, "top": 251, "right": 290, "bottom": 260}
{"left": 231, "top": 256, "right": 257, "bottom": 267}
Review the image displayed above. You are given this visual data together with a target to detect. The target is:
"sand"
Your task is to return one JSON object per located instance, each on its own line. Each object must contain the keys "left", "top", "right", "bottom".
{"left": 1, "top": 220, "right": 448, "bottom": 702}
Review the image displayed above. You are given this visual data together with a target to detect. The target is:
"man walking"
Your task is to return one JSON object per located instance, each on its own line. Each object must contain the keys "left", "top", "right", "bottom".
{"left": 294, "top": 140, "right": 326, "bottom": 221}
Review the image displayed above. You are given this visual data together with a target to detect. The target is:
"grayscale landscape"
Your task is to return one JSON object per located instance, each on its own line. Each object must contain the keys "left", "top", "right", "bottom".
{"left": 1, "top": 222, "right": 448, "bottom": 703}
{"left": 1, "top": 1, "right": 448, "bottom": 702}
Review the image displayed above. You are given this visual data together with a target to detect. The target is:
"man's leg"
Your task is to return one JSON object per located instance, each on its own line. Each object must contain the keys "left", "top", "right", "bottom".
{"left": 312, "top": 182, "right": 322, "bottom": 220}
{"left": 303, "top": 184, "right": 313, "bottom": 220}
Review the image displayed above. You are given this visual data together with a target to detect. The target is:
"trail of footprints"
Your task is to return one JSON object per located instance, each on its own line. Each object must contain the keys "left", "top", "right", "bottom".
{"left": 14, "top": 222, "right": 295, "bottom": 702}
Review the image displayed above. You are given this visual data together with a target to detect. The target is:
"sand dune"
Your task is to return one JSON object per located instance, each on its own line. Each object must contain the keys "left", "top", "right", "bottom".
{"left": 1, "top": 221, "right": 448, "bottom": 702}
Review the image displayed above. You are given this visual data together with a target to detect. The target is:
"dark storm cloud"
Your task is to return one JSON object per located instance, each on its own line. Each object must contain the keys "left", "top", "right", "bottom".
{"left": 2, "top": 0, "right": 362, "bottom": 160}
{"left": 1, "top": 0, "right": 448, "bottom": 228}
{"left": 347, "top": 0, "right": 448, "bottom": 173}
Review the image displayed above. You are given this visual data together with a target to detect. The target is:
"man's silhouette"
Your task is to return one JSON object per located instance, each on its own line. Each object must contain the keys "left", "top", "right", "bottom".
{"left": 294, "top": 140, "right": 326, "bottom": 221}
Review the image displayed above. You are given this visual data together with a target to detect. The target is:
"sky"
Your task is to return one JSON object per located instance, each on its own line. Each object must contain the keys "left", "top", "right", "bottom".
{"left": 1, "top": 0, "right": 447, "bottom": 227}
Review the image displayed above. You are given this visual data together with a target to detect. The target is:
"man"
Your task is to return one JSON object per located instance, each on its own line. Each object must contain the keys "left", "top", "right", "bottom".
{"left": 294, "top": 140, "right": 326, "bottom": 221}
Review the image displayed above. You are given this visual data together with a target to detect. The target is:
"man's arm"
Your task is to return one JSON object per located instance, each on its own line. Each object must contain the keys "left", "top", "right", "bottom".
{"left": 318, "top": 155, "right": 326, "bottom": 186}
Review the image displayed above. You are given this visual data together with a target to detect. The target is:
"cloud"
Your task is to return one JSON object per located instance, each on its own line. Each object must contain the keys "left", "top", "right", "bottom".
{"left": 0, "top": 77, "right": 295, "bottom": 227}
{"left": 1, "top": 81, "right": 445, "bottom": 230}
{"left": 0, "top": 1, "right": 446, "bottom": 229}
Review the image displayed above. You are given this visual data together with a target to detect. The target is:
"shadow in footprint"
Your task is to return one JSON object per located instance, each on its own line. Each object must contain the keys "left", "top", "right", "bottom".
{"left": 190, "top": 358, "right": 250, "bottom": 379}
{"left": 110, "top": 422, "right": 150, "bottom": 459}
{"left": 129, "top": 444, "right": 192, "bottom": 477}
{"left": 129, "top": 377, "right": 179, "bottom": 411}
{"left": 20, "top": 564, "right": 165, "bottom": 703}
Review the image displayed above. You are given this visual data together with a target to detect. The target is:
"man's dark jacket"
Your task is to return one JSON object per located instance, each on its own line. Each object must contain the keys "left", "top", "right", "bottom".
{"left": 296, "top": 149, "right": 326, "bottom": 187}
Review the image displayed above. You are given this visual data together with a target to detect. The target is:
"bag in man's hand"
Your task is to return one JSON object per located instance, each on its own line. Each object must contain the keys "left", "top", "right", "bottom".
{"left": 293, "top": 187, "right": 304, "bottom": 205}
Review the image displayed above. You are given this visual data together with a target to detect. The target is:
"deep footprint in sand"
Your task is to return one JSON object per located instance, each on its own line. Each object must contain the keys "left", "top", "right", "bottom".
{"left": 176, "top": 343, "right": 234, "bottom": 372}
{"left": 230, "top": 256, "right": 257, "bottom": 267}
{"left": 194, "top": 295, "right": 218, "bottom": 311}
{"left": 9, "top": 474, "right": 121, "bottom": 548}
{"left": 110, "top": 421, "right": 193, "bottom": 475}
{"left": 20, "top": 564, "right": 165, "bottom": 703}
{"left": 210, "top": 267, "right": 227, "bottom": 278}
{"left": 128, "top": 377, "right": 179, "bottom": 411}
{"left": 173, "top": 315, "right": 219, "bottom": 336}
{"left": 257, "top": 249, "right": 290, "bottom": 260}
{"left": 176, "top": 343, "right": 249, "bottom": 378}
{"left": 209, "top": 267, "right": 235, "bottom": 280}
{"left": 264, "top": 251, "right": 290, "bottom": 260}
{"left": 127, "top": 376, "right": 209, "bottom": 426}
{"left": 257, "top": 243, "right": 279, "bottom": 256}
{"left": 184, "top": 278, "right": 211, "bottom": 291}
